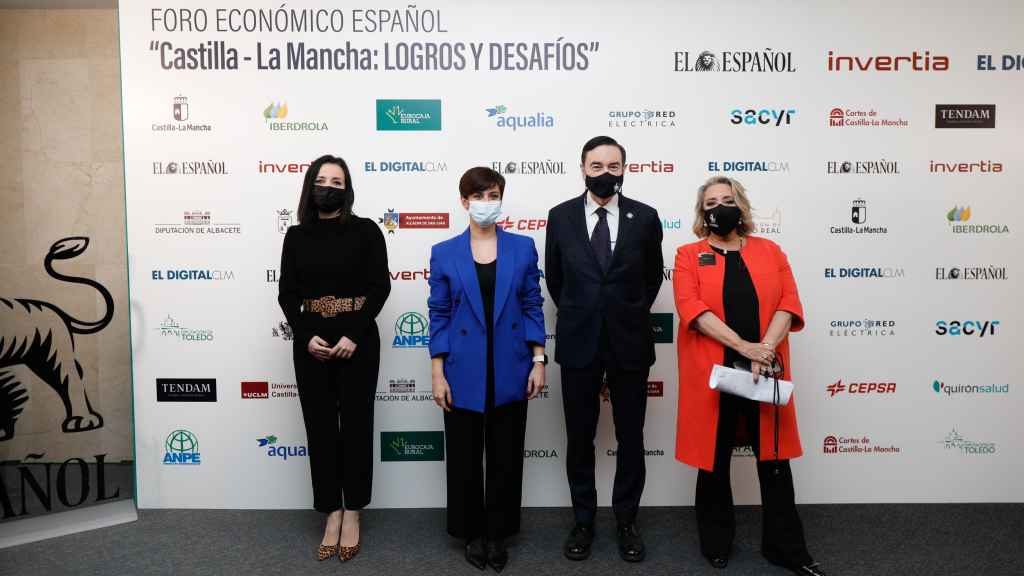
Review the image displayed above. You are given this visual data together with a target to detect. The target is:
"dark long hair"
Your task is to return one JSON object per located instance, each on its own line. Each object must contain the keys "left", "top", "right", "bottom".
{"left": 297, "top": 155, "right": 355, "bottom": 224}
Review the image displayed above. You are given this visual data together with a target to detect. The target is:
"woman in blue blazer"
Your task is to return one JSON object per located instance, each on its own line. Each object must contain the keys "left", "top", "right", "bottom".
{"left": 428, "top": 166, "right": 547, "bottom": 572}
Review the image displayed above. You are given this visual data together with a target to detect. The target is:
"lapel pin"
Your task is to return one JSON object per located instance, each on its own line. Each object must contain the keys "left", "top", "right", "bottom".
{"left": 626, "top": 212, "right": 634, "bottom": 219}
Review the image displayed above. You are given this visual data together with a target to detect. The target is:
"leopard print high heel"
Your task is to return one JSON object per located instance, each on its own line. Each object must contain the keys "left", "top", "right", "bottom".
{"left": 338, "top": 542, "right": 361, "bottom": 562}
{"left": 317, "top": 544, "right": 338, "bottom": 561}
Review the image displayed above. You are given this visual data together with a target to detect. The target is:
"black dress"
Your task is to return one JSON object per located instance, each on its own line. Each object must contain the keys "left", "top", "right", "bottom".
{"left": 443, "top": 258, "right": 529, "bottom": 541}
{"left": 277, "top": 214, "right": 391, "bottom": 512}
{"left": 695, "top": 245, "right": 811, "bottom": 567}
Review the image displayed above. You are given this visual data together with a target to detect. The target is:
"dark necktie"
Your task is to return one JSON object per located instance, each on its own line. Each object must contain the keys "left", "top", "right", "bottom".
{"left": 591, "top": 207, "right": 611, "bottom": 272}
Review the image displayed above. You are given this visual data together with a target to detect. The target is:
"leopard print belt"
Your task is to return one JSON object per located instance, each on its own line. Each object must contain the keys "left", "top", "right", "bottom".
{"left": 302, "top": 296, "right": 367, "bottom": 318}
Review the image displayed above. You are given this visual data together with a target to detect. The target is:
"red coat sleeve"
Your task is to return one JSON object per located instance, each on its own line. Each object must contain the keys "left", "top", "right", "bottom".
{"left": 673, "top": 245, "right": 711, "bottom": 330}
{"left": 774, "top": 243, "right": 805, "bottom": 332}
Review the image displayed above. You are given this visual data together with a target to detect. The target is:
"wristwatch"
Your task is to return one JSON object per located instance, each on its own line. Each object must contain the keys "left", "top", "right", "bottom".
{"left": 532, "top": 354, "right": 549, "bottom": 365}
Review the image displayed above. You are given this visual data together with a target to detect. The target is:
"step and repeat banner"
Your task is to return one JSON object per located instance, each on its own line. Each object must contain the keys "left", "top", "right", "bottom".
{"left": 120, "top": 0, "right": 1022, "bottom": 508}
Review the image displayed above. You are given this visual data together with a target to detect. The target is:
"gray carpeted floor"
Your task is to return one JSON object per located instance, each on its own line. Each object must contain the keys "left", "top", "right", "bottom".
{"left": 1, "top": 504, "right": 1022, "bottom": 575}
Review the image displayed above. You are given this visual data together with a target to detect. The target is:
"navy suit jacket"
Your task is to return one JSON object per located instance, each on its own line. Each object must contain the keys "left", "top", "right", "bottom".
{"left": 544, "top": 192, "right": 664, "bottom": 370}
{"left": 427, "top": 227, "right": 545, "bottom": 412}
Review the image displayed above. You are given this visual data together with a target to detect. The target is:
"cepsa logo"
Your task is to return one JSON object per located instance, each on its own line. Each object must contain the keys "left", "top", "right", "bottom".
{"left": 498, "top": 217, "right": 547, "bottom": 232}
{"left": 827, "top": 380, "right": 897, "bottom": 397}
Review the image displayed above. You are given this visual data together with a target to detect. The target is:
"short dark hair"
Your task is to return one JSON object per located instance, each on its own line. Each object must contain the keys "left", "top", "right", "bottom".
{"left": 580, "top": 135, "right": 626, "bottom": 166}
{"left": 458, "top": 166, "right": 505, "bottom": 199}
{"left": 297, "top": 155, "right": 355, "bottom": 224}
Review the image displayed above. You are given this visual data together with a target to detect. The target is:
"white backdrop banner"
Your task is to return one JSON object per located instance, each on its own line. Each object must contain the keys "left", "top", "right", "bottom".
{"left": 120, "top": 0, "right": 1023, "bottom": 508}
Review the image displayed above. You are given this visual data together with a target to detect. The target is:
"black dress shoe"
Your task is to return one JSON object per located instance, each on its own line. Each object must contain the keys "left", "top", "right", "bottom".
{"left": 616, "top": 523, "right": 646, "bottom": 563}
{"left": 486, "top": 538, "right": 509, "bottom": 573}
{"left": 706, "top": 555, "right": 729, "bottom": 569}
{"left": 464, "top": 538, "right": 487, "bottom": 570}
{"left": 792, "top": 562, "right": 827, "bottom": 576}
{"left": 563, "top": 523, "right": 594, "bottom": 561}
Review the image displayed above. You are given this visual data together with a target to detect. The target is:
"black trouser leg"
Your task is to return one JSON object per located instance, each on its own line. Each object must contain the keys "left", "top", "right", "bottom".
{"left": 695, "top": 393, "right": 740, "bottom": 558}
{"left": 607, "top": 366, "right": 649, "bottom": 524}
{"left": 561, "top": 362, "right": 604, "bottom": 525}
{"left": 756, "top": 455, "right": 812, "bottom": 566}
{"left": 444, "top": 406, "right": 486, "bottom": 539}
{"left": 336, "top": 335, "right": 379, "bottom": 510}
{"left": 294, "top": 333, "right": 379, "bottom": 513}
{"left": 485, "top": 400, "right": 528, "bottom": 540}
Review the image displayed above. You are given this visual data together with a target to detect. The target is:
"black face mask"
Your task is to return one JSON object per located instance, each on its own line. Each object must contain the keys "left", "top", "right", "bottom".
{"left": 312, "top": 185, "right": 347, "bottom": 213}
{"left": 585, "top": 172, "right": 623, "bottom": 199}
{"left": 704, "top": 204, "right": 743, "bottom": 237}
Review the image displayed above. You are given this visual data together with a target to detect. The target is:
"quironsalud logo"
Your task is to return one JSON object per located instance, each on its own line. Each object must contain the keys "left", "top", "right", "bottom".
{"left": 376, "top": 99, "right": 442, "bottom": 131}
{"left": 941, "top": 428, "right": 996, "bottom": 455}
{"left": 486, "top": 105, "right": 555, "bottom": 131}
{"left": 393, "top": 312, "right": 429, "bottom": 348}
{"left": 257, "top": 435, "right": 307, "bottom": 461}
{"left": 163, "top": 429, "right": 200, "bottom": 465}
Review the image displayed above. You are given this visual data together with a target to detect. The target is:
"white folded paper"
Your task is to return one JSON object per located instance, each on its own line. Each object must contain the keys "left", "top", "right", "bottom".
{"left": 709, "top": 364, "right": 793, "bottom": 406}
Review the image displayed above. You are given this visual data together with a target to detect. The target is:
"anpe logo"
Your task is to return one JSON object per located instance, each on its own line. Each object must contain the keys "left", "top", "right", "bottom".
{"left": 393, "top": 312, "right": 430, "bottom": 348}
{"left": 163, "top": 429, "right": 201, "bottom": 465}
{"left": 934, "top": 320, "right": 1000, "bottom": 338}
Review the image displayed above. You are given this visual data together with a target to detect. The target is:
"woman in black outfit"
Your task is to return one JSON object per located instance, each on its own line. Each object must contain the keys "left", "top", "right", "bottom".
{"left": 427, "top": 167, "right": 547, "bottom": 572}
{"left": 278, "top": 155, "right": 391, "bottom": 563}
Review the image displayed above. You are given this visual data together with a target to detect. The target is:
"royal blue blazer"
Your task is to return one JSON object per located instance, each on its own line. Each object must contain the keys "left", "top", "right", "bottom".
{"left": 427, "top": 227, "right": 545, "bottom": 412}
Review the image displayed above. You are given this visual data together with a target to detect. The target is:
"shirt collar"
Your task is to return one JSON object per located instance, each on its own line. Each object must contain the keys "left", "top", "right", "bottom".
{"left": 585, "top": 191, "right": 619, "bottom": 218}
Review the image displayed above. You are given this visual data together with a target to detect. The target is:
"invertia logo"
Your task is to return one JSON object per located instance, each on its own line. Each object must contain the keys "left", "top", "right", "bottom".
{"left": 390, "top": 269, "right": 430, "bottom": 281}
{"left": 826, "top": 50, "right": 949, "bottom": 72}
{"left": 625, "top": 161, "right": 675, "bottom": 174}
{"left": 258, "top": 160, "right": 310, "bottom": 174}
{"left": 827, "top": 380, "right": 896, "bottom": 397}
{"left": 929, "top": 160, "right": 1003, "bottom": 174}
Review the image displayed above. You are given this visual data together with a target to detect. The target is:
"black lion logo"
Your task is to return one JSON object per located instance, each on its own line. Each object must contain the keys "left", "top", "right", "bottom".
{"left": 695, "top": 51, "right": 719, "bottom": 71}
{"left": 0, "top": 237, "right": 114, "bottom": 441}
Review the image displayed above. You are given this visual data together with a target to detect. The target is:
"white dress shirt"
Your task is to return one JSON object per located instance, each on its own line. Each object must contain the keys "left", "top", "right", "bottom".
{"left": 584, "top": 192, "right": 619, "bottom": 251}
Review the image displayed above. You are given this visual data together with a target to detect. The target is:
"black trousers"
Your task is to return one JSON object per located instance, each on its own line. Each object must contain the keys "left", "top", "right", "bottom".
{"left": 561, "top": 326, "right": 649, "bottom": 525}
{"left": 695, "top": 392, "right": 811, "bottom": 566}
{"left": 294, "top": 327, "right": 379, "bottom": 513}
{"left": 443, "top": 399, "right": 528, "bottom": 540}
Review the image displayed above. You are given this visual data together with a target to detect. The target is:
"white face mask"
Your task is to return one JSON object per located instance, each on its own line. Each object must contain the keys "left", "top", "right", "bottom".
{"left": 468, "top": 200, "right": 502, "bottom": 227}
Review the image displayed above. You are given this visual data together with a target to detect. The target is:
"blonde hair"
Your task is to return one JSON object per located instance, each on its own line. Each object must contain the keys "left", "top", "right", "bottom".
{"left": 692, "top": 175, "right": 754, "bottom": 238}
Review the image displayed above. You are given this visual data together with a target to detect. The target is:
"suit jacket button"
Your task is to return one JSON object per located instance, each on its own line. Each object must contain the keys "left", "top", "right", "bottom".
{"left": 460, "top": 329, "right": 468, "bottom": 335}
{"left": 512, "top": 322, "right": 518, "bottom": 329}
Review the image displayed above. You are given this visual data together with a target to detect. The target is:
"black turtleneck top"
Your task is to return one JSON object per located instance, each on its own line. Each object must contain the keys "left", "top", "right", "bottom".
{"left": 277, "top": 214, "right": 391, "bottom": 347}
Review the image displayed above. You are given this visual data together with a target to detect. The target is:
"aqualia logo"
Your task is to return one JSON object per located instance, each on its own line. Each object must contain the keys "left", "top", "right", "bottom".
{"left": 257, "top": 435, "right": 308, "bottom": 461}
{"left": 486, "top": 105, "right": 555, "bottom": 131}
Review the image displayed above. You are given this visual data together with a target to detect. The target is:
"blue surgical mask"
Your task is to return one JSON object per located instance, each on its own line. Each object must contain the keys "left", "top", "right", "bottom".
{"left": 468, "top": 200, "right": 502, "bottom": 227}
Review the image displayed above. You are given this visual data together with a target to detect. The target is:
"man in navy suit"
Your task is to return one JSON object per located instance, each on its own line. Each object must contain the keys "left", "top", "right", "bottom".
{"left": 545, "top": 136, "right": 664, "bottom": 563}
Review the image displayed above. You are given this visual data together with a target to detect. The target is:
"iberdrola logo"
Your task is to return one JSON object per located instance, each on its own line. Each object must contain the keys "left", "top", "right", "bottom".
{"left": 946, "top": 206, "right": 971, "bottom": 222}
{"left": 263, "top": 102, "right": 288, "bottom": 120}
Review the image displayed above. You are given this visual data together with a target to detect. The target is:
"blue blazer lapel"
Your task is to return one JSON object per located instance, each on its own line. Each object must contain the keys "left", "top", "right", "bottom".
{"left": 453, "top": 228, "right": 486, "bottom": 327}
{"left": 493, "top": 227, "right": 515, "bottom": 324}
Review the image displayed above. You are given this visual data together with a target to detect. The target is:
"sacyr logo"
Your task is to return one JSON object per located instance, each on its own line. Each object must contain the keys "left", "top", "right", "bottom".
{"left": 934, "top": 320, "right": 999, "bottom": 337}
{"left": 263, "top": 102, "right": 288, "bottom": 119}
{"left": 393, "top": 312, "right": 429, "bottom": 348}
{"left": 257, "top": 435, "right": 308, "bottom": 460}
{"left": 947, "top": 206, "right": 971, "bottom": 222}
{"left": 163, "top": 429, "right": 200, "bottom": 465}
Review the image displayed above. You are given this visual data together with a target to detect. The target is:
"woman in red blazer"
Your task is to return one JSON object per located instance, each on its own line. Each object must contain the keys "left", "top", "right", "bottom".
{"left": 673, "top": 176, "right": 825, "bottom": 576}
